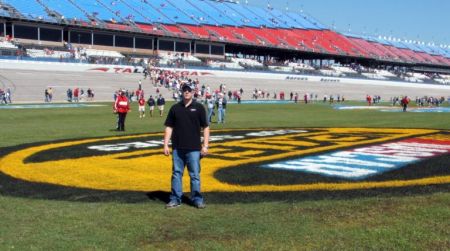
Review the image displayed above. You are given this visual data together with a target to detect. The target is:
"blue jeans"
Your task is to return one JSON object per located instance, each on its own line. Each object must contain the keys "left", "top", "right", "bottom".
{"left": 207, "top": 107, "right": 214, "bottom": 124}
{"left": 170, "top": 149, "right": 203, "bottom": 204}
{"left": 218, "top": 108, "right": 225, "bottom": 123}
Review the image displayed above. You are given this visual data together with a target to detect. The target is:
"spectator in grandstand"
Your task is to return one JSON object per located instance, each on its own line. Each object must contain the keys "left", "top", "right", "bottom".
{"left": 157, "top": 94, "right": 166, "bottom": 117}
{"left": 216, "top": 93, "right": 227, "bottom": 124}
{"left": 147, "top": 95, "right": 156, "bottom": 117}
{"left": 401, "top": 96, "right": 410, "bottom": 112}
{"left": 138, "top": 96, "right": 146, "bottom": 119}
{"left": 114, "top": 89, "right": 130, "bottom": 131}
{"left": 163, "top": 83, "right": 209, "bottom": 209}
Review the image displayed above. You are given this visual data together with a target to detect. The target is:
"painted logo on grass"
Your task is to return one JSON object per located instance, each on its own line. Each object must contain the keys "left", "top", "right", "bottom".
{"left": 0, "top": 128, "right": 449, "bottom": 194}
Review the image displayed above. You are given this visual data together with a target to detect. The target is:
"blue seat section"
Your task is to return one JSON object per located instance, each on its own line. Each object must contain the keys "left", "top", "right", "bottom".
{"left": 227, "top": 4, "right": 274, "bottom": 28}
{"left": 199, "top": 1, "right": 240, "bottom": 26}
{"left": 267, "top": 8, "right": 303, "bottom": 28}
{"left": 96, "top": 0, "right": 148, "bottom": 24}
{"left": 0, "top": 8, "right": 11, "bottom": 18}
{"left": 417, "top": 44, "right": 437, "bottom": 55}
{"left": 147, "top": 0, "right": 195, "bottom": 25}
{"left": 244, "top": 7, "right": 299, "bottom": 28}
{"left": 4, "top": 0, "right": 53, "bottom": 21}
{"left": 69, "top": 0, "right": 116, "bottom": 21}
{"left": 284, "top": 11, "right": 320, "bottom": 29}
{"left": 180, "top": 0, "right": 227, "bottom": 25}
{"left": 41, "top": 0, "right": 87, "bottom": 21}
{"left": 163, "top": 0, "right": 211, "bottom": 26}
{"left": 126, "top": 0, "right": 172, "bottom": 24}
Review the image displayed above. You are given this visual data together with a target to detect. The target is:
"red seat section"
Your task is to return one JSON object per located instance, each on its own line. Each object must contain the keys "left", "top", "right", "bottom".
{"left": 346, "top": 38, "right": 385, "bottom": 59}
{"left": 304, "top": 30, "right": 340, "bottom": 54}
{"left": 274, "top": 29, "right": 313, "bottom": 51}
{"left": 292, "top": 29, "right": 329, "bottom": 53}
{"left": 417, "top": 52, "right": 440, "bottom": 64}
{"left": 135, "top": 24, "right": 164, "bottom": 36}
{"left": 382, "top": 45, "right": 414, "bottom": 62}
{"left": 433, "top": 55, "right": 450, "bottom": 66}
{"left": 105, "top": 23, "right": 133, "bottom": 32}
{"left": 204, "top": 25, "right": 244, "bottom": 44}
{"left": 321, "top": 30, "right": 366, "bottom": 57}
{"left": 371, "top": 42, "right": 400, "bottom": 60}
{"left": 243, "top": 27, "right": 280, "bottom": 47}
{"left": 229, "top": 27, "right": 265, "bottom": 45}
{"left": 178, "top": 24, "right": 211, "bottom": 39}
{"left": 159, "top": 24, "right": 192, "bottom": 39}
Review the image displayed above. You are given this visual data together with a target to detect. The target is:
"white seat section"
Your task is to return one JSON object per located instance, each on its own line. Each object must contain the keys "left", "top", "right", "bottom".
{"left": 231, "top": 58, "right": 263, "bottom": 67}
{"left": 208, "top": 60, "right": 244, "bottom": 70}
{"left": 26, "top": 49, "right": 72, "bottom": 58}
{"left": 0, "top": 41, "right": 18, "bottom": 49}
{"left": 85, "top": 49, "right": 124, "bottom": 58}
{"left": 288, "top": 62, "right": 315, "bottom": 71}
{"left": 330, "top": 65, "right": 358, "bottom": 74}
{"left": 319, "top": 69, "right": 343, "bottom": 77}
{"left": 159, "top": 53, "right": 201, "bottom": 63}
{"left": 361, "top": 73, "right": 388, "bottom": 80}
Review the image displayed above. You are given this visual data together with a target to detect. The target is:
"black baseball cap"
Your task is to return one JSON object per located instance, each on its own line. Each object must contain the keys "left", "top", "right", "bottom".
{"left": 182, "top": 83, "right": 194, "bottom": 92}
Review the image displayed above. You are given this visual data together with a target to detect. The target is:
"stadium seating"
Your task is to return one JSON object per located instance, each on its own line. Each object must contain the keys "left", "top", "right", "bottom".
{"left": 0, "top": 41, "right": 18, "bottom": 49}
{"left": 208, "top": 60, "right": 244, "bottom": 70}
{"left": 228, "top": 27, "right": 265, "bottom": 46}
{"left": 2, "top": 0, "right": 51, "bottom": 21}
{"left": 0, "top": 0, "right": 448, "bottom": 69}
{"left": 203, "top": 26, "right": 244, "bottom": 44}
{"left": 26, "top": 48, "right": 72, "bottom": 59}
{"left": 39, "top": 0, "right": 87, "bottom": 21}
{"left": 231, "top": 57, "right": 263, "bottom": 68}
{"left": 85, "top": 48, "right": 124, "bottom": 58}
{"left": 178, "top": 25, "right": 211, "bottom": 39}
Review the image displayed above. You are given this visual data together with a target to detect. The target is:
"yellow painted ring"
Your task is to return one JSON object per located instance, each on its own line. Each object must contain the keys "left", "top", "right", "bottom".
{"left": 0, "top": 128, "right": 448, "bottom": 192}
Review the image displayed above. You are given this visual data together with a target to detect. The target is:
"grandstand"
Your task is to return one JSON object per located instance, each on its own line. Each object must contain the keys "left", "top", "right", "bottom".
{"left": 0, "top": 0, "right": 449, "bottom": 78}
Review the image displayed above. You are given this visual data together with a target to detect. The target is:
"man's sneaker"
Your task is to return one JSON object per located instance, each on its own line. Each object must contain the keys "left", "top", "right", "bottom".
{"left": 194, "top": 202, "right": 206, "bottom": 209}
{"left": 165, "top": 201, "right": 181, "bottom": 209}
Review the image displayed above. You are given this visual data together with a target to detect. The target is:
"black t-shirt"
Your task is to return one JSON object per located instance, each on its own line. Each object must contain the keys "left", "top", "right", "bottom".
{"left": 164, "top": 100, "right": 208, "bottom": 150}
{"left": 147, "top": 98, "right": 155, "bottom": 106}
{"left": 157, "top": 97, "right": 165, "bottom": 106}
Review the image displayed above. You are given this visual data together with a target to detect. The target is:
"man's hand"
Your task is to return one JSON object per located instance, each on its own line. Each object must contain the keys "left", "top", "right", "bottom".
{"left": 164, "top": 145, "right": 170, "bottom": 156}
{"left": 201, "top": 146, "right": 208, "bottom": 157}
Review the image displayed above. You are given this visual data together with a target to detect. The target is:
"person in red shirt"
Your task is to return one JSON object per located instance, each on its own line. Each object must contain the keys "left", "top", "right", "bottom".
{"left": 401, "top": 96, "right": 410, "bottom": 112}
{"left": 73, "top": 88, "right": 79, "bottom": 102}
{"left": 138, "top": 95, "right": 146, "bottom": 118}
{"left": 366, "top": 95, "right": 372, "bottom": 106}
{"left": 114, "top": 89, "right": 130, "bottom": 131}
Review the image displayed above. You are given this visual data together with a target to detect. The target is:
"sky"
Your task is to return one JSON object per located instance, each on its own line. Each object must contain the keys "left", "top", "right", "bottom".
{"left": 244, "top": 0, "right": 450, "bottom": 46}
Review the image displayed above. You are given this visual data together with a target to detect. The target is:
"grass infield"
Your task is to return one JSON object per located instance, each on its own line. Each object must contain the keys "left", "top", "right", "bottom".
{"left": 0, "top": 101, "right": 449, "bottom": 250}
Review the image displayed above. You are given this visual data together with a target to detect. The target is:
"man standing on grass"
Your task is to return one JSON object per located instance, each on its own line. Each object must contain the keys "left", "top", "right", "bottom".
{"left": 163, "top": 83, "right": 210, "bottom": 209}
{"left": 401, "top": 96, "right": 410, "bottom": 112}
{"left": 114, "top": 89, "right": 130, "bottom": 131}
{"left": 157, "top": 94, "right": 165, "bottom": 117}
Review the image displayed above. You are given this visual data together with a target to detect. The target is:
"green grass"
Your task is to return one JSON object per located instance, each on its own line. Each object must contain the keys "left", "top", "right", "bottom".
{"left": 0, "top": 101, "right": 449, "bottom": 250}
